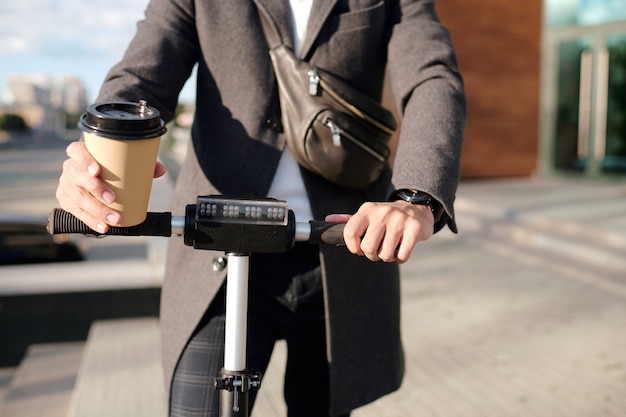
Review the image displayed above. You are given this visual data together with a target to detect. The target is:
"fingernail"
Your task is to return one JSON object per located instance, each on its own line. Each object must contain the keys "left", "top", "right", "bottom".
{"left": 96, "top": 223, "right": 106, "bottom": 233}
{"left": 87, "top": 164, "right": 98, "bottom": 176}
{"left": 106, "top": 213, "right": 120, "bottom": 225}
{"left": 102, "top": 190, "right": 115, "bottom": 204}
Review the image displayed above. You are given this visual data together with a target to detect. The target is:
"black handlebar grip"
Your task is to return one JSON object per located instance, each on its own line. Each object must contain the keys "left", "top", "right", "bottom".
{"left": 307, "top": 221, "right": 346, "bottom": 246}
{"left": 47, "top": 208, "right": 173, "bottom": 237}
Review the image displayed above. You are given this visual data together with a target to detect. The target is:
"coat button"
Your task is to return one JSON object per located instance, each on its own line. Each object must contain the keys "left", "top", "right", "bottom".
{"left": 266, "top": 118, "right": 283, "bottom": 132}
{"left": 212, "top": 256, "right": 227, "bottom": 272}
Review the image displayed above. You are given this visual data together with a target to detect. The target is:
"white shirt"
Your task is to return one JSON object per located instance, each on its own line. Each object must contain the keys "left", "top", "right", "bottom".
{"left": 267, "top": 0, "right": 314, "bottom": 222}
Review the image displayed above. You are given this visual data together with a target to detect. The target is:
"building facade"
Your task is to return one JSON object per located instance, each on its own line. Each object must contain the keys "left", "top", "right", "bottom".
{"left": 0, "top": 75, "right": 87, "bottom": 143}
{"left": 437, "top": 0, "right": 626, "bottom": 179}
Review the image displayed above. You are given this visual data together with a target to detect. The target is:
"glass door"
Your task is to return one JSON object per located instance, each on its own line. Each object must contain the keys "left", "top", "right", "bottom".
{"left": 552, "top": 36, "right": 590, "bottom": 173}
{"left": 541, "top": 23, "right": 626, "bottom": 176}
{"left": 604, "top": 32, "right": 626, "bottom": 173}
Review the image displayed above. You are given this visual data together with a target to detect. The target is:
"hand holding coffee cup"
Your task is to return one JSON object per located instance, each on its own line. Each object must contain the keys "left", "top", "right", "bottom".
{"left": 78, "top": 100, "right": 167, "bottom": 226}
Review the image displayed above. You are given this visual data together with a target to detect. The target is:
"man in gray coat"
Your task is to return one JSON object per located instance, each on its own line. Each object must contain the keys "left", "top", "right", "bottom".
{"left": 56, "top": 0, "right": 465, "bottom": 416}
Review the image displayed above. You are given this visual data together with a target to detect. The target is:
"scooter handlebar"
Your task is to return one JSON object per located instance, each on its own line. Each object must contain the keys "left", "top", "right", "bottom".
{"left": 47, "top": 208, "right": 173, "bottom": 237}
{"left": 47, "top": 208, "right": 345, "bottom": 248}
{"left": 304, "top": 221, "right": 346, "bottom": 246}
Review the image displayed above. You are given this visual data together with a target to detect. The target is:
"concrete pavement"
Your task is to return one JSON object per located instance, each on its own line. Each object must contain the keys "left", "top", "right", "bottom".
{"left": 2, "top": 147, "right": 625, "bottom": 416}
{"left": 255, "top": 177, "right": 626, "bottom": 417}
{"left": 455, "top": 177, "right": 626, "bottom": 274}
{"left": 0, "top": 146, "right": 172, "bottom": 295}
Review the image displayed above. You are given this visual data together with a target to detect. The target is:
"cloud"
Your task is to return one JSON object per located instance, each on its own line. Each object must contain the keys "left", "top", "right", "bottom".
{"left": 0, "top": 0, "right": 149, "bottom": 58}
{"left": 2, "top": 36, "right": 32, "bottom": 55}
{"left": 0, "top": 0, "right": 196, "bottom": 103}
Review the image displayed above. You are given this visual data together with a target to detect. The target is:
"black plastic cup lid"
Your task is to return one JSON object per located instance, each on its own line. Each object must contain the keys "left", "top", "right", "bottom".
{"left": 78, "top": 100, "right": 167, "bottom": 139}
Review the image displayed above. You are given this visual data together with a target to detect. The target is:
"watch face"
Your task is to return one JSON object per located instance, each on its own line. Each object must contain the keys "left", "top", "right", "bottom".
{"left": 391, "top": 189, "right": 443, "bottom": 223}
{"left": 401, "top": 190, "right": 431, "bottom": 205}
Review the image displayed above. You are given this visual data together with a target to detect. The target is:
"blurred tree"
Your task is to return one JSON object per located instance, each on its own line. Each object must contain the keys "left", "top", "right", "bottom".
{"left": 0, "top": 113, "right": 29, "bottom": 132}
{"left": 65, "top": 112, "right": 83, "bottom": 130}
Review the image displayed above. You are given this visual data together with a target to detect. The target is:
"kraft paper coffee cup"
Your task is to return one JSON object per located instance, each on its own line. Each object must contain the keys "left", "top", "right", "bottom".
{"left": 78, "top": 100, "right": 167, "bottom": 226}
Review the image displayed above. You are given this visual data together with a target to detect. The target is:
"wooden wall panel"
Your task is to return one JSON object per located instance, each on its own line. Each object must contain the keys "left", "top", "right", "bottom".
{"left": 436, "top": 0, "right": 543, "bottom": 178}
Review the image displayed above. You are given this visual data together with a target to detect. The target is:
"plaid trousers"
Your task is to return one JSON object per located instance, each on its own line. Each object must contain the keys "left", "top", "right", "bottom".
{"left": 169, "top": 244, "right": 350, "bottom": 417}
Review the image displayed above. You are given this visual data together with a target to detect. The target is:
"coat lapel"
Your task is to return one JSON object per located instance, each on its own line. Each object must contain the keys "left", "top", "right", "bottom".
{"left": 253, "top": 0, "right": 294, "bottom": 48}
{"left": 300, "top": 0, "right": 338, "bottom": 59}
{"left": 254, "top": 0, "right": 339, "bottom": 58}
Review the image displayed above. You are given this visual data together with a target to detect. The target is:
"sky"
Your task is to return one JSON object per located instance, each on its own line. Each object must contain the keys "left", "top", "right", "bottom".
{"left": 0, "top": 0, "right": 195, "bottom": 104}
{"left": 3, "top": 0, "right": 624, "bottom": 106}
{"left": 546, "top": 0, "right": 626, "bottom": 27}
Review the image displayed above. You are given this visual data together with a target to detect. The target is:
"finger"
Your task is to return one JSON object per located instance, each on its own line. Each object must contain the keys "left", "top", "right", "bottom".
{"left": 62, "top": 153, "right": 116, "bottom": 207}
{"left": 376, "top": 226, "right": 404, "bottom": 263}
{"left": 57, "top": 142, "right": 121, "bottom": 232}
{"left": 342, "top": 215, "right": 367, "bottom": 256}
{"left": 65, "top": 142, "right": 117, "bottom": 206}
{"left": 56, "top": 173, "right": 120, "bottom": 233}
{"left": 66, "top": 141, "right": 98, "bottom": 174}
{"left": 359, "top": 222, "right": 387, "bottom": 262}
{"left": 154, "top": 161, "right": 167, "bottom": 178}
{"left": 393, "top": 206, "right": 433, "bottom": 263}
{"left": 368, "top": 209, "right": 412, "bottom": 262}
{"left": 394, "top": 229, "right": 418, "bottom": 264}
{"left": 324, "top": 213, "right": 351, "bottom": 223}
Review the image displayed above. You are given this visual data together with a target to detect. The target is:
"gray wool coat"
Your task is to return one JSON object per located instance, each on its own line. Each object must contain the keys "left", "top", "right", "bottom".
{"left": 96, "top": 0, "right": 465, "bottom": 414}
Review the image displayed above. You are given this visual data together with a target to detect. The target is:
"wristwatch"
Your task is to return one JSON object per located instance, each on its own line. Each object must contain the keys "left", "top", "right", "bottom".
{"left": 388, "top": 189, "right": 444, "bottom": 223}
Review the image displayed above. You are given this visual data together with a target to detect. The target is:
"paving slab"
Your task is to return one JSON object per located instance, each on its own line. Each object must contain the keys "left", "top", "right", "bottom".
{"left": 68, "top": 318, "right": 167, "bottom": 417}
{"left": 3, "top": 148, "right": 626, "bottom": 416}
{"left": 0, "top": 367, "right": 16, "bottom": 405}
{"left": 0, "top": 147, "right": 173, "bottom": 295}
{"left": 254, "top": 228, "right": 626, "bottom": 417}
{"left": 455, "top": 177, "right": 626, "bottom": 248}
{"left": 0, "top": 343, "right": 84, "bottom": 417}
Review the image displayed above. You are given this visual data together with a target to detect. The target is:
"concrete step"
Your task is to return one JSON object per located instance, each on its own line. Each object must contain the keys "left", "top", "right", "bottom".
{"left": 67, "top": 317, "right": 167, "bottom": 417}
{"left": 0, "top": 367, "right": 15, "bottom": 404}
{"left": 0, "top": 342, "right": 84, "bottom": 417}
{"left": 251, "top": 340, "right": 287, "bottom": 417}
{"left": 455, "top": 200, "right": 626, "bottom": 274}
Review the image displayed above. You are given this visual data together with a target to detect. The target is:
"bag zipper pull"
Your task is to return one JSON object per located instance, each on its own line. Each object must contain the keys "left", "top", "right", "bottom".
{"left": 324, "top": 119, "right": 342, "bottom": 147}
{"left": 307, "top": 69, "right": 320, "bottom": 96}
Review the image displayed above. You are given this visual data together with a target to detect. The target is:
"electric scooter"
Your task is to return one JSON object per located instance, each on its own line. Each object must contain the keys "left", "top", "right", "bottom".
{"left": 47, "top": 195, "right": 345, "bottom": 417}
